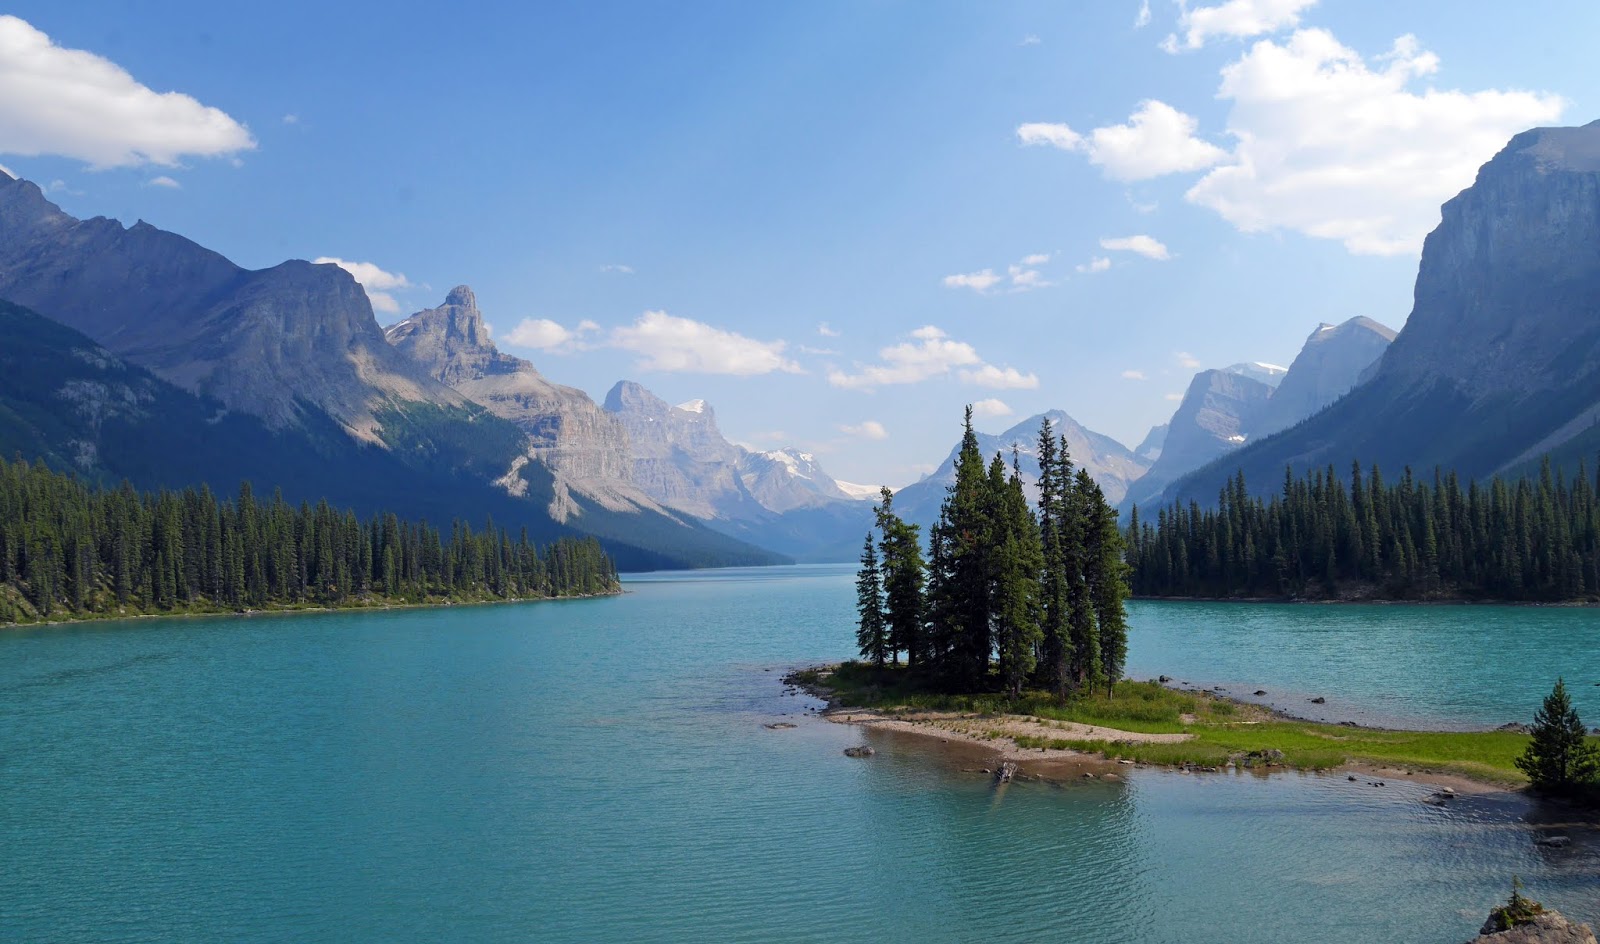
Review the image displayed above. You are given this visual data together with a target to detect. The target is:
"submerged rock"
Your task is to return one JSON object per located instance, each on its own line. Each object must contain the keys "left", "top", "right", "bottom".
{"left": 843, "top": 746, "right": 874, "bottom": 758}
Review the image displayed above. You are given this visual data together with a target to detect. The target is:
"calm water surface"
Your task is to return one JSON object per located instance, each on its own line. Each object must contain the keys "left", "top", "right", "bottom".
{"left": 2, "top": 565, "right": 1597, "bottom": 943}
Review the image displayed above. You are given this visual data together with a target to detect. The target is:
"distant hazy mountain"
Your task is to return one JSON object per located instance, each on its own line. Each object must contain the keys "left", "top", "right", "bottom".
{"left": 892, "top": 410, "right": 1149, "bottom": 532}
{"left": 1155, "top": 120, "right": 1600, "bottom": 507}
{"left": 1134, "top": 424, "right": 1168, "bottom": 462}
{"left": 1251, "top": 317, "right": 1396, "bottom": 439}
{"left": 1120, "top": 369, "right": 1276, "bottom": 512}
{"left": 1224, "top": 362, "right": 1289, "bottom": 388}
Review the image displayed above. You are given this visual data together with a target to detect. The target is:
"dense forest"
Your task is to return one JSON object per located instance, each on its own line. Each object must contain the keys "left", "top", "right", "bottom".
{"left": 857, "top": 410, "right": 1130, "bottom": 697}
{"left": 0, "top": 455, "right": 619, "bottom": 625}
{"left": 1127, "top": 459, "right": 1600, "bottom": 602}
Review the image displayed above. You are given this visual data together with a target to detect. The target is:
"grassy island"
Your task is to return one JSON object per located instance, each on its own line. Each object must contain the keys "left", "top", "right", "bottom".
{"left": 799, "top": 662, "right": 1549, "bottom": 786}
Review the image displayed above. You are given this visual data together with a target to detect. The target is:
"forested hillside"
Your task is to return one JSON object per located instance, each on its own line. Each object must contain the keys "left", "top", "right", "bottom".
{"left": 1128, "top": 459, "right": 1600, "bottom": 602}
{"left": 0, "top": 456, "right": 618, "bottom": 626}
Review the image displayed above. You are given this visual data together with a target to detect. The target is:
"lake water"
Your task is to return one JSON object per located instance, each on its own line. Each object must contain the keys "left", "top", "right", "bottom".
{"left": 2, "top": 564, "right": 1597, "bottom": 943}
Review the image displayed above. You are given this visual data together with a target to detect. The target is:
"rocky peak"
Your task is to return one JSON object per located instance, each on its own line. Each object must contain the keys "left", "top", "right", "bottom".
{"left": 604, "top": 380, "right": 672, "bottom": 417}
{"left": 1251, "top": 314, "right": 1397, "bottom": 439}
{"left": 0, "top": 174, "right": 72, "bottom": 236}
{"left": 386, "top": 287, "right": 515, "bottom": 385}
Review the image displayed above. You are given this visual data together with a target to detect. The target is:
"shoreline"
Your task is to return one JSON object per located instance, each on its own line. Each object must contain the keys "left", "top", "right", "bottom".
{"left": 1134, "top": 594, "right": 1600, "bottom": 608}
{"left": 789, "top": 664, "right": 1517, "bottom": 795}
{"left": 0, "top": 587, "right": 624, "bottom": 633}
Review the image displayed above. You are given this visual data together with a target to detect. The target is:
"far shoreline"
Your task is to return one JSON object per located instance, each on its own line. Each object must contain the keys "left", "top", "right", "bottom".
{"left": 0, "top": 588, "right": 624, "bottom": 633}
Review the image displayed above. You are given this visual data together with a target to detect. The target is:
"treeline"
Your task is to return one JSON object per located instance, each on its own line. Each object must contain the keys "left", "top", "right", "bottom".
{"left": 1128, "top": 459, "right": 1600, "bottom": 601}
{"left": 857, "top": 410, "right": 1130, "bottom": 697}
{"left": 0, "top": 455, "right": 619, "bottom": 625}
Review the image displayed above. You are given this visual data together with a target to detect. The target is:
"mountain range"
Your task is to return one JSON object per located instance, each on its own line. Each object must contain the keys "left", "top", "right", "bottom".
{"left": 2, "top": 119, "right": 1596, "bottom": 563}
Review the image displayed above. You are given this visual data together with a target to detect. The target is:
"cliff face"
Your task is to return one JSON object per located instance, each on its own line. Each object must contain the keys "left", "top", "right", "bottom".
{"left": 1151, "top": 120, "right": 1600, "bottom": 509}
{"left": 0, "top": 174, "right": 458, "bottom": 437}
{"left": 1252, "top": 317, "right": 1396, "bottom": 438}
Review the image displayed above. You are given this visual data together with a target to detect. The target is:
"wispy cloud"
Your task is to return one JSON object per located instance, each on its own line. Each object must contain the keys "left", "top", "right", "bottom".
{"left": 599, "top": 263, "right": 634, "bottom": 275}
{"left": 1101, "top": 235, "right": 1171, "bottom": 261}
{"left": 818, "top": 321, "right": 840, "bottom": 338}
{"left": 1121, "top": 369, "right": 1147, "bottom": 380}
{"left": 145, "top": 175, "right": 180, "bottom": 189}
{"left": 1076, "top": 256, "right": 1111, "bottom": 274}
{"left": 840, "top": 420, "right": 889, "bottom": 440}
{"left": 971, "top": 398, "right": 1014, "bottom": 418}
{"left": 1175, "top": 352, "right": 1202, "bottom": 369}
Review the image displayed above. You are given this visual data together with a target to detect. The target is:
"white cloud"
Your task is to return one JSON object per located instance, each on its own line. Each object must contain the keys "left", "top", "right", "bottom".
{"left": 1135, "top": 0, "right": 1152, "bottom": 28}
{"left": 1019, "top": 34, "right": 1042, "bottom": 47}
{"left": 947, "top": 253, "right": 1055, "bottom": 293}
{"left": 577, "top": 319, "right": 601, "bottom": 332}
{"left": 971, "top": 398, "right": 1014, "bottom": 418}
{"left": 829, "top": 326, "right": 981, "bottom": 389}
{"left": 840, "top": 420, "right": 889, "bottom": 440}
{"left": 959, "top": 365, "right": 1040, "bottom": 390}
{"left": 1019, "top": 101, "right": 1225, "bottom": 182}
{"left": 942, "top": 268, "right": 1003, "bottom": 292}
{"left": 1017, "top": 122, "right": 1083, "bottom": 151}
{"left": 1185, "top": 30, "right": 1565, "bottom": 255}
{"left": 1122, "top": 369, "right": 1147, "bottom": 380}
{"left": 818, "top": 321, "right": 840, "bottom": 337}
{"left": 506, "top": 318, "right": 578, "bottom": 351}
{"left": 1166, "top": 0, "right": 1316, "bottom": 51}
{"left": 281, "top": 113, "right": 299, "bottom": 125}
{"left": 611, "top": 310, "right": 801, "bottom": 375}
{"left": 798, "top": 345, "right": 840, "bottom": 355}
{"left": 1164, "top": 392, "right": 1185, "bottom": 401}
{"left": 828, "top": 328, "right": 1037, "bottom": 391}
{"left": 1100, "top": 235, "right": 1171, "bottom": 260}
{"left": 1007, "top": 264, "right": 1050, "bottom": 290}
{"left": 1076, "top": 256, "right": 1112, "bottom": 274}
{"left": 599, "top": 263, "right": 634, "bottom": 274}
{"left": 0, "top": 16, "right": 255, "bottom": 169}
{"left": 313, "top": 257, "right": 412, "bottom": 314}
{"left": 146, "top": 175, "right": 180, "bottom": 189}
{"left": 1176, "top": 352, "right": 1202, "bottom": 369}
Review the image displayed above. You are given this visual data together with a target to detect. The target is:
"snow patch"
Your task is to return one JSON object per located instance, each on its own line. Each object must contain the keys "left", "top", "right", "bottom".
{"left": 676, "top": 398, "right": 706, "bottom": 414}
{"left": 836, "top": 480, "right": 887, "bottom": 501}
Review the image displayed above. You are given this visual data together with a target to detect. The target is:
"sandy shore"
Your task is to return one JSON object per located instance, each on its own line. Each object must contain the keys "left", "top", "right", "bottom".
{"left": 795, "top": 669, "right": 1510, "bottom": 795}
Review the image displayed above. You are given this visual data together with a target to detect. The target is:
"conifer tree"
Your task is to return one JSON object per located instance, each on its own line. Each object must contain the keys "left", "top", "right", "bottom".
{"left": 993, "top": 453, "right": 1043, "bottom": 696}
{"left": 855, "top": 533, "right": 888, "bottom": 667}
{"left": 1516, "top": 678, "right": 1600, "bottom": 792}
{"left": 875, "top": 488, "right": 926, "bottom": 667}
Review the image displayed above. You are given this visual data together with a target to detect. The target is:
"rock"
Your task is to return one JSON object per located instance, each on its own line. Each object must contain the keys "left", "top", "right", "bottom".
{"left": 763, "top": 722, "right": 797, "bottom": 730}
{"left": 843, "top": 746, "right": 875, "bottom": 758}
{"left": 1082, "top": 772, "right": 1096, "bottom": 779}
{"left": 1310, "top": 697, "right": 1327, "bottom": 704}
{"left": 1253, "top": 690, "right": 1268, "bottom": 696}
{"left": 1158, "top": 675, "right": 1172, "bottom": 683}
{"left": 1339, "top": 720, "right": 1359, "bottom": 727}
{"left": 1467, "top": 909, "right": 1597, "bottom": 943}
{"left": 1235, "top": 749, "right": 1287, "bottom": 768}
{"left": 995, "top": 761, "right": 1018, "bottom": 783}
{"left": 1499, "top": 722, "right": 1533, "bottom": 734}
{"left": 1535, "top": 836, "right": 1572, "bottom": 848}
{"left": 1349, "top": 775, "right": 1358, "bottom": 781}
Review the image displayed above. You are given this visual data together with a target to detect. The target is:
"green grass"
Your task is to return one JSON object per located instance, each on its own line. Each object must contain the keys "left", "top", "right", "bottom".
{"left": 804, "top": 661, "right": 1548, "bottom": 785}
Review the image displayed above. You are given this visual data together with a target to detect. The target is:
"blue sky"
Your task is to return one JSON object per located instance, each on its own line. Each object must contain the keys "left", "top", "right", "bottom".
{"left": 3, "top": 1, "right": 1597, "bottom": 487}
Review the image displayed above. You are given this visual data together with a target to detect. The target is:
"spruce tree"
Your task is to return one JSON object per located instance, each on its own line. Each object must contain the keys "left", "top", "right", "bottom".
{"left": 875, "top": 488, "right": 926, "bottom": 668}
{"left": 855, "top": 533, "right": 888, "bottom": 667}
{"left": 993, "top": 454, "right": 1044, "bottom": 697}
{"left": 1516, "top": 678, "right": 1600, "bottom": 792}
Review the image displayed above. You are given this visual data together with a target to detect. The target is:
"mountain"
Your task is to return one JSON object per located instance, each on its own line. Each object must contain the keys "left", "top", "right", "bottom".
{"left": 598, "top": 380, "right": 877, "bottom": 560}
{"left": 1120, "top": 369, "right": 1276, "bottom": 511}
{"left": 0, "top": 297, "right": 617, "bottom": 550}
{"left": 893, "top": 410, "right": 1148, "bottom": 532}
{"left": 1153, "top": 120, "right": 1600, "bottom": 508}
{"left": 1250, "top": 317, "right": 1397, "bottom": 439}
{"left": 1224, "top": 362, "right": 1289, "bottom": 388}
{"left": 1134, "top": 424, "right": 1168, "bottom": 462}
{"left": 0, "top": 172, "right": 773, "bottom": 568}
{"left": 383, "top": 290, "right": 784, "bottom": 566}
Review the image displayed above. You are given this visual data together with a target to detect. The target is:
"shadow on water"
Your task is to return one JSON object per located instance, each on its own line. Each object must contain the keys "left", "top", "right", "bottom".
{"left": 1, "top": 651, "right": 175, "bottom": 693}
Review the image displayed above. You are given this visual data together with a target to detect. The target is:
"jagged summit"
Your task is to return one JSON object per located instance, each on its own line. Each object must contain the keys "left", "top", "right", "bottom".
{"left": 445, "top": 284, "right": 477, "bottom": 309}
{"left": 386, "top": 286, "right": 513, "bottom": 386}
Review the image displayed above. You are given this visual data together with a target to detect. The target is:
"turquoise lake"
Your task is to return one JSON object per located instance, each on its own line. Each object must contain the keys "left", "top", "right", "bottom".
{"left": 3, "top": 564, "right": 1597, "bottom": 943}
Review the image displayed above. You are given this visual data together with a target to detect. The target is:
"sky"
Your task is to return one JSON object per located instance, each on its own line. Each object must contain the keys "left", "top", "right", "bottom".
{"left": 1, "top": 0, "right": 1596, "bottom": 488}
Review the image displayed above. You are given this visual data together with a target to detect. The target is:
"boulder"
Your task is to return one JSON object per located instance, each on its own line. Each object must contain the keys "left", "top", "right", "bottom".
{"left": 1467, "top": 912, "right": 1596, "bottom": 943}
{"left": 843, "top": 746, "right": 875, "bottom": 758}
